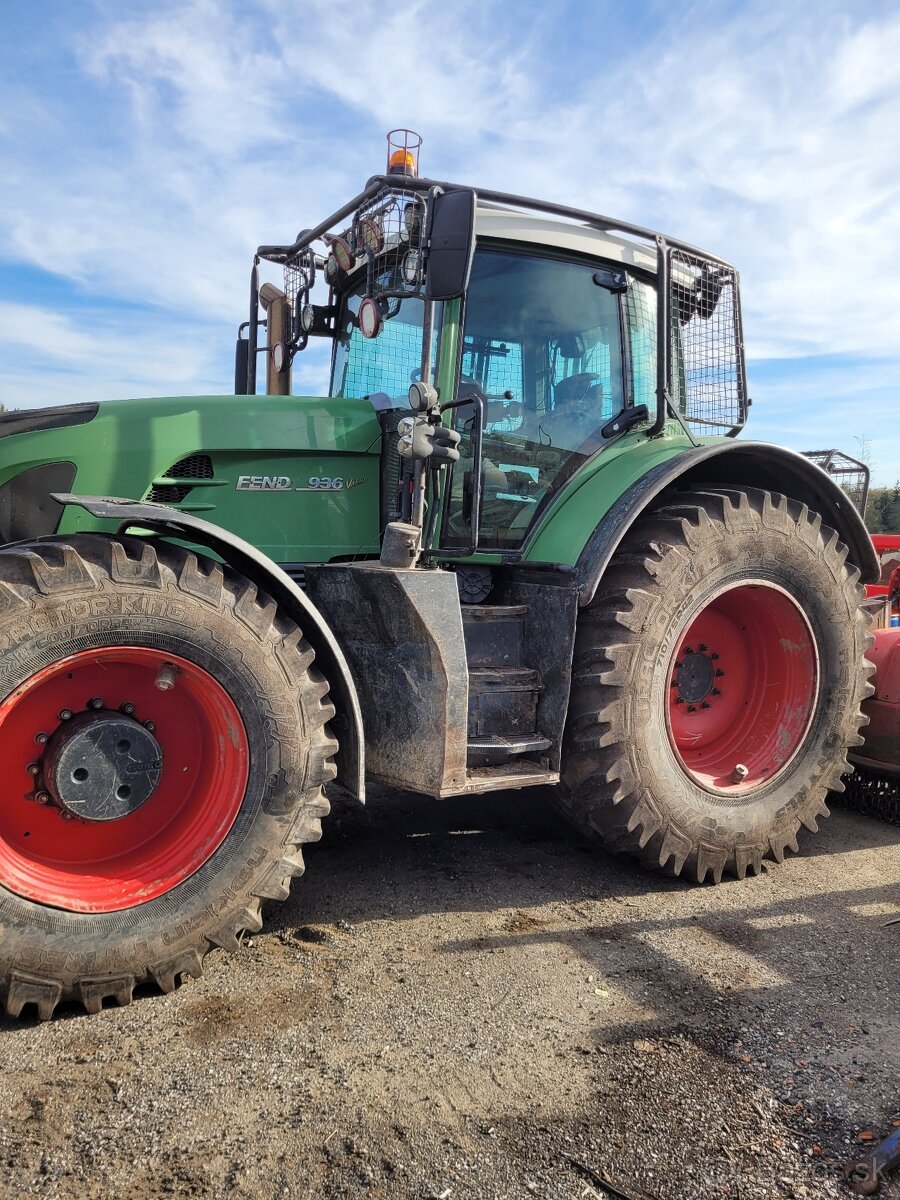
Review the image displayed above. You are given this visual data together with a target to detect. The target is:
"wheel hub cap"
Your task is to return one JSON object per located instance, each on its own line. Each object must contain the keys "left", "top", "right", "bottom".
{"left": 673, "top": 649, "right": 715, "bottom": 705}
{"left": 44, "top": 712, "right": 163, "bottom": 821}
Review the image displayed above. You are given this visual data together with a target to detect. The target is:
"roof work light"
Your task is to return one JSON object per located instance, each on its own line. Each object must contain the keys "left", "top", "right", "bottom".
{"left": 358, "top": 297, "right": 384, "bottom": 339}
{"left": 327, "top": 234, "right": 355, "bottom": 273}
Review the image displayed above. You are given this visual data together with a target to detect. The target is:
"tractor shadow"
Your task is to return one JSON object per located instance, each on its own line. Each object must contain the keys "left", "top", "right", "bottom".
{"left": 287, "top": 781, "right": 900, "bottom": 927}
{"left": 2, "top": 784, "right": 896, "bottom": 1044}
{"left": 288, "top": 783, "right": 900, "bottom": 1156}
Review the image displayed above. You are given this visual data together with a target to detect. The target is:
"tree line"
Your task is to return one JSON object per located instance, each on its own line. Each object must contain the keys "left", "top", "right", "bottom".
{"left": 867, "top": 484, "right": 900, "bottom": 534}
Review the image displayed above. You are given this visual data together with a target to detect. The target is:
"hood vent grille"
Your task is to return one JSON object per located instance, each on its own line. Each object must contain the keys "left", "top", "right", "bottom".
{"left": 148, "top": 454, "right": 214, "bottom": 504}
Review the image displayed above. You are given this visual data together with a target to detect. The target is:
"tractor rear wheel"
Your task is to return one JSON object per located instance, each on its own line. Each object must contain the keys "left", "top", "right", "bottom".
{"left": 558, "top": 487, "right": 873, "bottom": 882}
{"left": 0, "top": 535, "right": 336, "bottom": 1018}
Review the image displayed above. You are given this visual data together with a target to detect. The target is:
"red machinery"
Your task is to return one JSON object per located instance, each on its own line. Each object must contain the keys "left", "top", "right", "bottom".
{"left": 848, "top": 533, "right": 899, "bottom": 823}
{"left": 803, "top": 454, "right": 898, "bottom": 823}
{"left": 869, "top": 534, "right": 900, "bottom": 608}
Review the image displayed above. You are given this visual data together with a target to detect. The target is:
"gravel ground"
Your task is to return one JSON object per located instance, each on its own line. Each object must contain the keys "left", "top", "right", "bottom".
{"left": 0, "top": 788, "right": 897, "bottom": 1200}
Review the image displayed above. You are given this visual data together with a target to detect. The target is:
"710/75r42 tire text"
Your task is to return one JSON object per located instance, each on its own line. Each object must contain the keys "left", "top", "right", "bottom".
{"left": 558, "top": 487, "right": 873, "bottom": 882}
{"left": 0, "top": 534, "right": 337, "bottom": 1020}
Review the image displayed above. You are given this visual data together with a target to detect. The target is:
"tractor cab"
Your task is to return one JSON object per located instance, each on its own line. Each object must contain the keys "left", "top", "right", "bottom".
{"left": 238, "top": 130, "right": 748, "bottom": 571}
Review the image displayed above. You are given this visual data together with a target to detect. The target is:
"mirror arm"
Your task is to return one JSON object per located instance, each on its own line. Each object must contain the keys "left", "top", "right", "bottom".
{"left": 420, "top": 392, "right": 484, "bottom": 561}
{"left": 408, "top": 294, "right": 439, "bottom": 530}
{"left": 247, "top": 258, "right": 260, "bottom": 395}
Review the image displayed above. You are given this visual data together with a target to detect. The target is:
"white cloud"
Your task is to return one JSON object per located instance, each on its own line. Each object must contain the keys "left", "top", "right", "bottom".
{"left": 0, "top": 0, "right": 898, "bottom": 476}
{"left": 0, "top": 302, "right": 226, "bottom": 405}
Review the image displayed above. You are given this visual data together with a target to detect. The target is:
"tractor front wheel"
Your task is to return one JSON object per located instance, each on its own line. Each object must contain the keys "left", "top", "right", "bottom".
{"left": 559, "top": 487, "right": 873, "bottom": 882}
{"left": 0, "top": 535, "right": 336, "bottom": 1018}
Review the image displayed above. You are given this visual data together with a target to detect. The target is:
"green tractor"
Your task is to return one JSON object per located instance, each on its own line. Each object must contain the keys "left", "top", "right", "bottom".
{"left": 0, "top": 133, "right": 877, "bottom": 1019}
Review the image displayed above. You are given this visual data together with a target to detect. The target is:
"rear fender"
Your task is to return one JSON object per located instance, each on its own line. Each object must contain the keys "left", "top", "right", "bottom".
{"left": 575, "top": 441, "right": 879, "bottom": 606}
{"left": 53, "top": 494, "right": 365, "bottom": 801}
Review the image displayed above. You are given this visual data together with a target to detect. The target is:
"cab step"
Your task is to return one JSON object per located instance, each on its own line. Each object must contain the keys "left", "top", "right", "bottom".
{"left": 467, "top": 733, "right": 552, "bottom": 767}
{"left": 468, "top": 665, "right": 542, "bottom": 741}
{"left": 442, "top": 760, "right": 559, "bottom": 796}
{"left": 462, "top": 603, "right": 528, "bottom": 667}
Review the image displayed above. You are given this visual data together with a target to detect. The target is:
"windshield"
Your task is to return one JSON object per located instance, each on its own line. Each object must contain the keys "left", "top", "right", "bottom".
{"left": 444, "top": 248, "right": 656, "bottom": 550}
{"left": 330, "top": 283, "right": 440, "bottom": 408}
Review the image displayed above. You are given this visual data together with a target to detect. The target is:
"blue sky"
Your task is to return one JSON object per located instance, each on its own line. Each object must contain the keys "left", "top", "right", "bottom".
{"left": 1, "top": 0, "right": 898, "bottom": 483}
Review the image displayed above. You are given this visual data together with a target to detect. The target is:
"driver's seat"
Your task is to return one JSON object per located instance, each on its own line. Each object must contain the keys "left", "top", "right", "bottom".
{"left": 552, "top": 371, "right": 602, "bottom": 413}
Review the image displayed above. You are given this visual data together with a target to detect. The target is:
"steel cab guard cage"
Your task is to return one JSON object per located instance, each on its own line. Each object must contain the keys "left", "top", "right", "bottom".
{"left": 246, "top": 173, "right": 749, "bottom": 440}
{"left": 803, "top": 450, "right": 871, "bottom": 519}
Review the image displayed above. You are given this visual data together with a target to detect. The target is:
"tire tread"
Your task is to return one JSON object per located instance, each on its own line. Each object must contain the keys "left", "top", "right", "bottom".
{"left": 558, "top": 486, "right": 873, "bottom": 883}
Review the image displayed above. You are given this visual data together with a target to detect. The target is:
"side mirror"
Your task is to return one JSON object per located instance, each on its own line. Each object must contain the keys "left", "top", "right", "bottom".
{"left": 426, "top": 188, "right": 476, "bottom": 301}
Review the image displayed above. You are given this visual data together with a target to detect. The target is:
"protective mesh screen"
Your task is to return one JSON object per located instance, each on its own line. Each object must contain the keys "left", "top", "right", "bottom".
{"left": 625, "top": 279, "right": 657, "bottom": 411}
{"left": 803, "top": 450, "right": 870, "bottom": 517}
{"left": 553, "top": 342, "right": 616, "bottom": 419}
{"left": 283, "top": 248, "right": 315, "bottom": 316}
{"left": 461, "top": 338, "right": 524, "bottom": 432}
{"left": 669, "top": 249, "right": 745, "bottom": 433}
{"left": 352, "top": 187, "right": 428, "bottom": 298}
{"left": 281, "top": 187, "right": 427, "bottom": 353}
{"left": 148, "top": 484, "right": 190, "bottom": 503}
{"left": 335, "top": 294, "right": 437, "bottom": 403}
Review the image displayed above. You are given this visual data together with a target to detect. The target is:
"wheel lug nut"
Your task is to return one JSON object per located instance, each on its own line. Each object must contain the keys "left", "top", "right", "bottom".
{"left": 674, "top": 660, "right": 683, "bottom": 669}
{"left": 687, "top": 704, "right": 697, "bottom": 713}
{"left": 675, "top": 697, "right": 684, "bottom": 705}
{"left": 699, "top": 643, "right": 708, "bottom": 653}
{"left": 121, "top": 702, "right": 135, "bottom": 715}
{"left": 26, "top": 762, "right": 40, "bottom": 776}
{"left": 35, "top": 732, "right": 48, "bottom": 745}
{"left": 701, "top": 701, "right": 711, "bottom": 709}
{"left": 35, "top": 791, "right": 50, "bottom": 805}
{"left": 88, "top": 698, "right": 104, "bottom": 711}
{"left": 58, "top": 708, "right": 72, "bottom": 721}
{"left": 729, "top": 763, "right": 749, "bottom": 785}
{"left": 684, "top": 646, "right": 694, "bottom": 655}
{"left": 715, "top": 669, "right": 725, "bottom": 678}
{"left": 144, "top": 720, "right": 156, "bottom": 733}
{"left": 59, "top": 810, "right": 75, "bottom": 821}
{"left": 712, "top": 687, "right": 722, "bottom": 696}
{"left": 710, "top": 652, "right": 720, "bottom": 661}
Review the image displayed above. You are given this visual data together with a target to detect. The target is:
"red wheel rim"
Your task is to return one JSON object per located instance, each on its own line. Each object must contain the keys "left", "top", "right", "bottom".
{"left": 666, "top": 582, "right": 819, "bottom": 793}
{"left": 0, "top": 648, "right": 249, "bottom": 912}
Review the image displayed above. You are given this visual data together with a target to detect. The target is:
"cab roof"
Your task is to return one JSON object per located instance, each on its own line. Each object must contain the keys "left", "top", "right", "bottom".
{"left": 257, "top": 174, "right": 735, "bottom": 273}
{"left": 474, "top": 204, "right": 660, "bottom": 275}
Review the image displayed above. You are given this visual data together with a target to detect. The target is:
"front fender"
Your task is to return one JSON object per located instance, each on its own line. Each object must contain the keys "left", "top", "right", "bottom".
{"left": 564, "top": 441, "right": 878, "bottom": 606}
{"left": 53, "top": 494, "right": 365, "bottom": 801}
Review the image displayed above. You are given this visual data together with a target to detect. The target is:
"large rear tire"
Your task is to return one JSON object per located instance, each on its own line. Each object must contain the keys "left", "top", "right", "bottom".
{"left": 0, "top": 535, "right": 337, "bottom": 1018}
{"left": 558, "top": 487, "right": 873, "bottom": 882}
